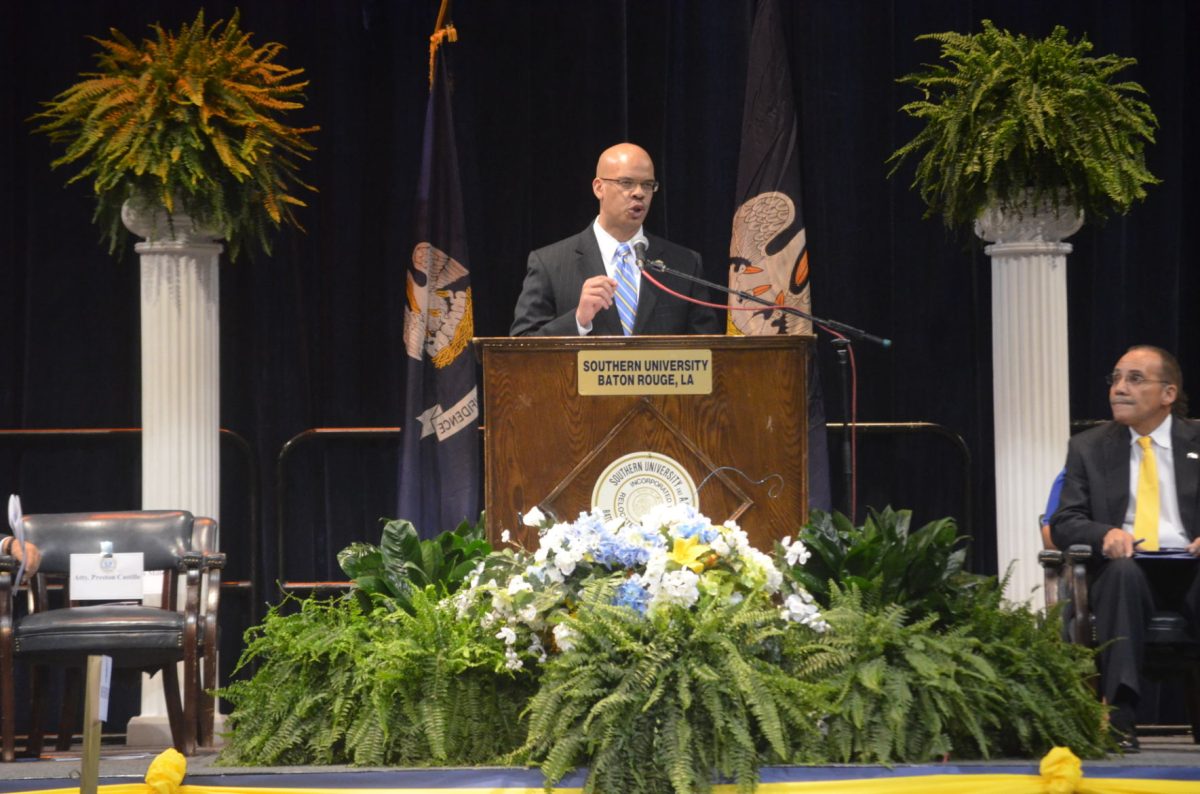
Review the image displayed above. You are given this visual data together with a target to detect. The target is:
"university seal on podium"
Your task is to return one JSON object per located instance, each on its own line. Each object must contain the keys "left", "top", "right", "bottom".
{"left": 592, "top": 452, "right": 698, "bottom": 522}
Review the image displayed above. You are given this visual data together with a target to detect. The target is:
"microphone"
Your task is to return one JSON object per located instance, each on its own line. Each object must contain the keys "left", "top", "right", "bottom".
{"left": 633, "top": 240, "right": 665, "bottom": 271}
{"left": 639, "top": 255, "right": 891, "bottom": 348}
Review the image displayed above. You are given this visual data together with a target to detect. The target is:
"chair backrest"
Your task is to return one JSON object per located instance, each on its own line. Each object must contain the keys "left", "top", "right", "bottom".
{"left": 20, "top": 511, "right": 194, "bottom": 574}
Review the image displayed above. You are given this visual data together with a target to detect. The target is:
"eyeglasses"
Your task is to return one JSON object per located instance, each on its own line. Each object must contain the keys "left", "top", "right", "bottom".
{"left": 599, "top": 177, "right": 660, "bottom": 194}
{"left": 1105, "top": 372, "right": 1170, "bottom": 387}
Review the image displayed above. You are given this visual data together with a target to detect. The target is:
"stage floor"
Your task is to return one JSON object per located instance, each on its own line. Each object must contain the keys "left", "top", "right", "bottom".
{"left": 0, "top": 734, "right": 1196, "bottom": 793}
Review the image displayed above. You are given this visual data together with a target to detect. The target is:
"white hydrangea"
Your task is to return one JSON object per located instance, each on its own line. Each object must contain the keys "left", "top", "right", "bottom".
{"left": 652, "top": 568, "right": 700, "bottom": 609}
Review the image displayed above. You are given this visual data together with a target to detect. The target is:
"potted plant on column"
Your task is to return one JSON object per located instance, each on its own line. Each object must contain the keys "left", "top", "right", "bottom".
{"left": 887, "top": 19, "right": 1159, "bottom": 604}
{"left": 29, "top": 8, "right": 317, "bottom": 745}
{"left": 887, "top": 18, "right": 1158, "bottom": 232}
{"left": 31, "top": 8, "right": 317, "bottom": 260}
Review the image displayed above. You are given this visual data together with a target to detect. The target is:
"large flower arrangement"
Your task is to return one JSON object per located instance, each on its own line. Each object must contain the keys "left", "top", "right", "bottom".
{"left": 220, "top": 505, "right": 1110, "bottom": 788}
{"left": 457, "top": 504, "right": 827, "bottom": 673}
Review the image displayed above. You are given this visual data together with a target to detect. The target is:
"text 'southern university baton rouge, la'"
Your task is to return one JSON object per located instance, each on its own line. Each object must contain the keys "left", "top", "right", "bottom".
{"left": 576, "top": 349, "right": 713, "bottom": 396}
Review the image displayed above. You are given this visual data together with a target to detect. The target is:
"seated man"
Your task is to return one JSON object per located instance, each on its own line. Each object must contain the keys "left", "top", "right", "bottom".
{"left": 1051, "top": 345, "right": 1200, "bottom": 751}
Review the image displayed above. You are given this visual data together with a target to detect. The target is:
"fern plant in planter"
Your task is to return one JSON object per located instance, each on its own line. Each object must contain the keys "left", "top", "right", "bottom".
{"left": 887, "top": 19, "right": 1158, "bottom": 229}
{"left": 30, "top": 9, "right": 316, "bottom": 259}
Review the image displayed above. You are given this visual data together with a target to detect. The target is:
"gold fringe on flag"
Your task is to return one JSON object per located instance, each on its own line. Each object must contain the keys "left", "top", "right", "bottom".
{"left": 428, "top": 0, "right": 457, "bottom": 88}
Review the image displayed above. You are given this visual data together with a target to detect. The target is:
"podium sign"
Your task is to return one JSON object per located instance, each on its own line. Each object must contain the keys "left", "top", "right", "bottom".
{"left": 475, "top": 335, "right": 812, "bottom": 550}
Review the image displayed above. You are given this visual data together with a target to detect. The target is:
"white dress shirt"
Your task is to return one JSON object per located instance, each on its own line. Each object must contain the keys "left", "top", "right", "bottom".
{"left": 576, "top": 218, "right": 647, "bottom": 335}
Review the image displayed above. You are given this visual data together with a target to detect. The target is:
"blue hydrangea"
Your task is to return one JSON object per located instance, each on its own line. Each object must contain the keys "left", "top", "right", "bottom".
{"left": 674, "top": 517, "right": 710, "bottom": 539}
{"left": 612, "top": 581, "right": 650, "bottom": 614}
{"left": 592, "top": 535, "right": 651, "bottom": 570}
{"left": 613, "top": 543, "right": 650, "bottom": 568}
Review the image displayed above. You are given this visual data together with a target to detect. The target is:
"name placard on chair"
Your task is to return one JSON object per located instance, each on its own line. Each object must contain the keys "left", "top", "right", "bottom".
{"left": 69, "top": 553, "right": 144, "bottom": 600}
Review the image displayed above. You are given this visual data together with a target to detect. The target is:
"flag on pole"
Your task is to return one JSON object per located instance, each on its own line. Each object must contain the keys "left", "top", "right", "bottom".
{"left": 397, "top": 26, "right": 480, "bottom": 537}
{"left": 728, "top": 0, "right": 831, "bottom": 511}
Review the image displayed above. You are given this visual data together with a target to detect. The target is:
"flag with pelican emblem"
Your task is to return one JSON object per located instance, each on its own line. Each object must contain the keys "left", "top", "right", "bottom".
{"left": 398, "top": 42, "right": 480, "bottom": 537}
{"left": 728, "top": 0, "right": 830, "bottom": 510}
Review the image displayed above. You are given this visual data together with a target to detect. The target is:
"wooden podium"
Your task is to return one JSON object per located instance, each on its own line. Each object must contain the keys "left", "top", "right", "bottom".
{"left": 474, "top": 335, "right": 812, "bottom": 550}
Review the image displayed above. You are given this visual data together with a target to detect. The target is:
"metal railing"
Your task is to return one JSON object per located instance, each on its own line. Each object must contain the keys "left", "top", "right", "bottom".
{"left": 274, "top": 427, "right": 401, "bottom": 595}
{"left": 270, "top": 420, "right": 973, "bottom": 592}
{"left": 825, "top": 420, "right": 973, "bottom": 535}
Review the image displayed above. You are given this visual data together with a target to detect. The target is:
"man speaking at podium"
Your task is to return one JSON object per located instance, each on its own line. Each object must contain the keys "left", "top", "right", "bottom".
{"left": 510, "top": 142, "right": 720, "bottom": 337}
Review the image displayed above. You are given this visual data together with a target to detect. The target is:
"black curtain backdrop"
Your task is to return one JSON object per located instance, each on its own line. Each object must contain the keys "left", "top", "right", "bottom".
{"left": 2, "top": 0, "right": 1196, "bottom": 620}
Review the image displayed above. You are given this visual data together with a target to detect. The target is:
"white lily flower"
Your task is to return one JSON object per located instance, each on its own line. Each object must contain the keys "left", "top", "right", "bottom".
{"left": 552, "top": 623, "right": 576, "bottom": 653}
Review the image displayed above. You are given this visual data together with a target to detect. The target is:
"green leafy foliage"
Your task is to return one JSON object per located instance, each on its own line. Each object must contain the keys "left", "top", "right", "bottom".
{"left": 218, "top": 588, "right": 534, "bottom": 767}
{"left": 338, "top": 514, "right": 491, "bottom": 613}
{"left": 954, "top": 579, "right": 1110, "bottom": 758}
{"left": 786, "top": 507, "right": 988, "bottom": 626}
{"left": 29, "top": 9, "right": 317, "bottom": 259}
{"left": 523, "top": 579, "right": 828, "bottom": 794}
{"left": 786, "top": 585, "right": 1109, "bottom": 762}
{"left": 788, "top": 588, "right": 1001, "bottom": 763}
{"left": 887, "top": 19, "right": 1158, "bottom": 229}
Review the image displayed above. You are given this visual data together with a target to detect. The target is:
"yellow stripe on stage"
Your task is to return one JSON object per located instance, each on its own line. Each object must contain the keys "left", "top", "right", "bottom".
{"left": 14, "top": 776, "right": 1200, "bottom": 794}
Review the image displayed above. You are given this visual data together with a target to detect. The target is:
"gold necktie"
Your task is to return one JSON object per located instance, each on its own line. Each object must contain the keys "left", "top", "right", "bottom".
{"left": 1133, "top": 436, "right": 1160, "bottom": 551}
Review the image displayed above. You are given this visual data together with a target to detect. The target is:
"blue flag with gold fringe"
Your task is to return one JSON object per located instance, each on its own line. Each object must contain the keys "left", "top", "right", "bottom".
{"left": 397, "top": 41, "right": 480, "bottom": 537}
{"left": 727, "top": 0, "right": 831, "bottom": 511}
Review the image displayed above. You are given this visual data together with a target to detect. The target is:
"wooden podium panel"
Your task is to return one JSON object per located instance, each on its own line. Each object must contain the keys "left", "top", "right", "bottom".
{"left": 475, "top": 335, "right": 811, "bottom": 550}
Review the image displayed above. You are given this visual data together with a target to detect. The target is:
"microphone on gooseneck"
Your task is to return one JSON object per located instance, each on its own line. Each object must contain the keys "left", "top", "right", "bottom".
{"left": 633, "top": 240, "right": 665, "bottom": 272}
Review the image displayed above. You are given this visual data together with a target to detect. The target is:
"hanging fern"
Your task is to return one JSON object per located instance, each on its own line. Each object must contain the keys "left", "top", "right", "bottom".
{"left": 888, "top": 19, "right": 1158, "bottom": 229}
{"left": 29, "top": 9, "right": 317, "bottom": 260}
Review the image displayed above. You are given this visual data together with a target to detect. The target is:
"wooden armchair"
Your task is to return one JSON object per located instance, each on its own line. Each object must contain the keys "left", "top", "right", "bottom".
{"left": 1039, "top": 541, "right": 1200, "bottom": 741}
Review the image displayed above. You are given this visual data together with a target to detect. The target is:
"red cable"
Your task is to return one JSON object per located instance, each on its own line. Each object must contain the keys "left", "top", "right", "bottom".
{"left": 639, "top": 267, "right": 860, "bottom": 522}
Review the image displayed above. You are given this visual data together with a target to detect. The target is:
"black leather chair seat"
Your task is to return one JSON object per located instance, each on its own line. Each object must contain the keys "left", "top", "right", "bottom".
{"left": 1147, "top": 613, "right": 1196, "bottom": 647}
{"left": 15, "top": 604, "right": 184, "bottom": 664}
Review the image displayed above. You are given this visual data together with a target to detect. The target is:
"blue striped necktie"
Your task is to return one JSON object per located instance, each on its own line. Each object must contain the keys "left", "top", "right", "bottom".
{"left": 613, "top": 242, "right": 638, "bottom": 335}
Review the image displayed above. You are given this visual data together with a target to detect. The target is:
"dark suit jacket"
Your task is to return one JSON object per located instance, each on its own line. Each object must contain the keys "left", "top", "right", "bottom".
{"left": 510, "top": 225, "right": 721, "bottom": 336}
{"left": 1050, "top": 418, "right": 1200, "bottom": 554}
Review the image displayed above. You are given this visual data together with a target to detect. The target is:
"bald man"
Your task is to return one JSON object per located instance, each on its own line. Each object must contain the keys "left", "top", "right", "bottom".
{"left": 510, "top": 143, "right": 720, "bottom": 336}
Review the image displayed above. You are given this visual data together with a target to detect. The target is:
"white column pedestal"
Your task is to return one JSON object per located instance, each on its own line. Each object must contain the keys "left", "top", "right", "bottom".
{"left": 977, "top": 201, "right": 1083, "bottom": 605}
{"left": 121, "top": 202, "right": 222, "bottom": 746}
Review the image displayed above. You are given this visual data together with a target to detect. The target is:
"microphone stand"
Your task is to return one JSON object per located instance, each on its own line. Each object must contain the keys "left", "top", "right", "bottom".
{"left": 639, "top": 259, "right": 891, "bottom": 519}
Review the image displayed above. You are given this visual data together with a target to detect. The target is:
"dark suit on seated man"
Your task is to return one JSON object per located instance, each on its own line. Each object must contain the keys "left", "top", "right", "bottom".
{"left": 511, "top": 142, "right": 719, "bottom": 337}
{"left": 1051, "top": 345, "right": 1200, "bottom": 751}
